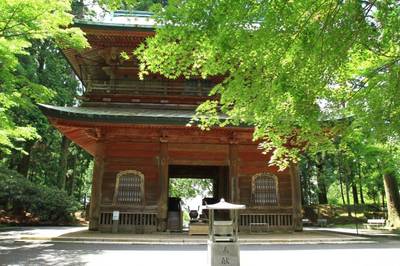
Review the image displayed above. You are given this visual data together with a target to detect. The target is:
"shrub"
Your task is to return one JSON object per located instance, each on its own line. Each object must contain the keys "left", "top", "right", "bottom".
{"left": 0, "top": 167, "right": 79, "bottom": 224}
{"left": 30, "top": 185, "right": 80, "bottom": 223}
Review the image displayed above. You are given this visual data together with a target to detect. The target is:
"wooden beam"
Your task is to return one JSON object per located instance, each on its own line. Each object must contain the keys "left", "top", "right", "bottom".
{"left": 168, "top": 159, "right": 227, "bottom": 166}
{"left": 289, "top": 163, "right": 303, "bottom": 231}
{"left": 89, "top": 141, "right": 105, "bottom": 231}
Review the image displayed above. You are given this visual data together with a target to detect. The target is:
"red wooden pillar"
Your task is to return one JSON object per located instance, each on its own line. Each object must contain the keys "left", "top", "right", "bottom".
{"left": 158, "top": 135, "right": 169, "bottom": 231}
{"left": 89, "top": 141, "right": 105, "bottom": 231}
{"left": 229, "top": 140, "right": 239, "bottom": 203}
{"left": 290, "top": 163, "right": 303, "bottom": 231}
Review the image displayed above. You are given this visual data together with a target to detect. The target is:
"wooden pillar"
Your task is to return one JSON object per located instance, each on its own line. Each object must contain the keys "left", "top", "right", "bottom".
{"left": 158, "top": 136, "right": 169, "bottom": 231}
{"left": 229, "top": 141, "right": 239, "bottom": 203}
{"left": 290, "top": 163, "right": 303, "bottom": 231}
{"left": 213, "top": 177, "right": 218, "bottom": 198}
{"left": 217, "top": 167, "right": 226, "bottom": 200}
{"left": 89, "top": 141, "right": 105, "bottom": 231}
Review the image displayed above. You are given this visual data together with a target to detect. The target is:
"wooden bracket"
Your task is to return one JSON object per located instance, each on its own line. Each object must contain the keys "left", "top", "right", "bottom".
{"left": 85, "top": 128, "right": 104, "bottom": 141}
{"left": 229, "top": 132, "right": 239, "bottom": 144}
{"left": 160, "top": 130, "right": 168, "bottom": 143}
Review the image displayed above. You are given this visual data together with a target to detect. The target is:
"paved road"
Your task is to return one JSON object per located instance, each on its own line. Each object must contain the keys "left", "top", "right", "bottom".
{"left": 1, "top": 237, "right": 400, "bottom": 266}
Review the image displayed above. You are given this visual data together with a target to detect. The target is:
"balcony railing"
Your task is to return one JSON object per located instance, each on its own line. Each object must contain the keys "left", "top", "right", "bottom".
{"left": 86, "top": 79, "right": 213, "bottom": 97}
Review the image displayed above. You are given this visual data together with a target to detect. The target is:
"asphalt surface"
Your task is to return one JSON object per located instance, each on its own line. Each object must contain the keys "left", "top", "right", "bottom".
{"left": 1, "top": 237, "right": 400, "bottom": 266}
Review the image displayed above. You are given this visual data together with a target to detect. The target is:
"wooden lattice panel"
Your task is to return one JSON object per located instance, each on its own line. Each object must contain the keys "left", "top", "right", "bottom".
{"left": 252, "top": 173, "right": 279, "bottom": 206}
{"left": 114, "top": 170, "right": 144, "bottom": 205}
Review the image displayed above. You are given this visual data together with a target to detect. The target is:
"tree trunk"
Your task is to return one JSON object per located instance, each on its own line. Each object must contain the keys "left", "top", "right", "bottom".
{"left": 352, "top": 183, "right": 359, "bottom": 205}
{"left": 16, "top": 141, "right": 34, "bottom": 178}
{"left": 67, "top": 154, "right": 77, "bottom": 196}
{"left": 57, "top": 136, "right": 70, "bottom": 190}
{"left": 359, "top": 182, "right": 365, "bottom": 204}
{"left": 358, "top": 163, "right": 365, "bottom": 204}
{"left": 383, "top": 172, "right": 400, "bottom": 229}
{"left": 338, "top": 158, "right": 346, "bottom": 205}
{"left": 345, "top": 163, "right": 352, "bottom": 216}
{"left": 318, "top": 181, "right": 328, "bottom": 204}
{"left": 359, "top": 174, "right": 365, "bottom": 204}
{"left": 300, "top": 172, "right": 306, "bottom": 205}
{"left": 316, "top": 153, "right": 328, "bottom": 204}
{"left": 300, "top": 156, "right": 311, "bottom": 205}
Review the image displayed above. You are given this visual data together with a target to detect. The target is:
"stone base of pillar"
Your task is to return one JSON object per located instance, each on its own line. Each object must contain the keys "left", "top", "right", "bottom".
{"left": 157, "top": 218, "right": 167, "bottom": 232}
{"left": 293, "top": 217, "right": 303, "bottom": 231}
{"left": 88, "top": 219, "right": 99, "bottom": 231}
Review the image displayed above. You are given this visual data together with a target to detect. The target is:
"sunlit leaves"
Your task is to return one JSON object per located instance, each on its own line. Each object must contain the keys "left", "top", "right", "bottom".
{"left": 130, "top": 0, "right": 400, "bottom": 169}
{"left": 169, "top": 178, "right": 213, "bottom": 199}
{"left": 0, "top": 0, "right": 88, "bottom": 153}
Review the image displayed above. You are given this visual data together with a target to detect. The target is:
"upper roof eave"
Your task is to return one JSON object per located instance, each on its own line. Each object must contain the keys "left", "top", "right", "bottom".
{"left": 73, "top": 19, "right": 156, "bottom": 32}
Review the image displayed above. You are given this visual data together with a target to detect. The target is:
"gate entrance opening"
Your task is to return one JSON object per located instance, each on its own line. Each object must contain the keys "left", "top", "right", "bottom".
{"left": 167, "top": 165, "right": 229, "bottom": 231}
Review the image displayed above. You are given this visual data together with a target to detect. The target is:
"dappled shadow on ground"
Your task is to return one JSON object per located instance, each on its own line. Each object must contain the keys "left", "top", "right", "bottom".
{"left": 54, "top": 229, "right": 208, "bottom": 243}
{"left": 0, "top": 226, "right": 87, "bottom": 240}
{"left": 2, "top": 226, "right": 400, "bottom": 265}
{"left": 0, "top": 241, "right": 208, "bottom": 265}
{"left": 0, "top": 241, "right": 103, "bottom": 265}
{"left": 0, "top": 238, "right": 400, "bottom": 266}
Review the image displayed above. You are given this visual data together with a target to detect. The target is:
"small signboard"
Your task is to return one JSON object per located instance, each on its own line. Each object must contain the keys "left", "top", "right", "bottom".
{"left": 112, "top": 211, "right": 120, "bottom": 221}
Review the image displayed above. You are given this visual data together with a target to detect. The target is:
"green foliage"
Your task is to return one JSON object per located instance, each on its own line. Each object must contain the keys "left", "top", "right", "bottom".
{"left": 301, "top": 129, "right": 400, "bottom": 206}
{"left": 1, "top": 36, "right": 92, "bottom": 202}
{"left": 30, "top": 185, "right": 80, "bottom": 223}
{"left": 0, "top": 0, "right": 88, "bottom": 154}
{"left": 169, "top": 178, "right": 213, "bottom": 199}
{"left": 0, "top": 1, "right": 92, "bottom": 220}
{"left": 127, "top": 0, "right": 400, "bottom": 169}
{"left": 97, "top": 0, "right": 163, "bottom": 11}
{"left": 0, "top": 167, "right": 79, "bottom": 224}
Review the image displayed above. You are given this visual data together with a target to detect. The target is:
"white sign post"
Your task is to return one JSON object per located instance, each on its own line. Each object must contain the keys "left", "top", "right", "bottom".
{"left": 112, "top": 210, "right": 120, "bottom": 233}
{"left": 112, "top": 211, "right": 120, "bottom": 221}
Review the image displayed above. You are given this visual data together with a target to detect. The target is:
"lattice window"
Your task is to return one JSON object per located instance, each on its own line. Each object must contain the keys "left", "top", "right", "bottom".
{"left": 113, "top": 170, "right": 144, "bottom": 205}
{"left": 252, "top": 173, "right": 279, "bottom": 206}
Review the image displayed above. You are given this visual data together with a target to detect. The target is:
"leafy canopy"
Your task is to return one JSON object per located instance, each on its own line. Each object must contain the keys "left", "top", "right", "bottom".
{"left": 128, "top": 0, "right": 400, "bottom": 168}
{"left": 0, "top": 0, "right": 88, "bottom": 154}
{"left": 169, "top": 178, "right": 213, "bottom": 199}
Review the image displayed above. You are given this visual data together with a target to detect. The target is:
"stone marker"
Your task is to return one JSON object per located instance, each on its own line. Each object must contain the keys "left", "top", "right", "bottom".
{"left": 208, "top": 241, "right": 240, "bottom": 266}
{"left": 205, "top": 199, "right": 245, "bottom": 266}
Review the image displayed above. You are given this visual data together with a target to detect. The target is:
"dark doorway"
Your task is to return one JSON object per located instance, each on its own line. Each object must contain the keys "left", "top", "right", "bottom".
{"left": 167, "top": 165, "right": 229, "bottom": 231}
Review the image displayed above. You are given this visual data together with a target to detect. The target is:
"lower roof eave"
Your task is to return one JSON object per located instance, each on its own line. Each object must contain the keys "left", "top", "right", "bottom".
{"left": 38, "top": 104, "right": 252, "bottom": 129}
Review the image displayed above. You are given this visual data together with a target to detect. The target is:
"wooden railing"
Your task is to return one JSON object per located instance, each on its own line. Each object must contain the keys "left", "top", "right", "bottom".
{"left": 99, "top": 211, "right": 158, "bottom": 233}
{"left": 239, "top": 213, "right": 293, "bottom": 232}
{"left": 87, "top": 79, "right": 213, "bottom": 97}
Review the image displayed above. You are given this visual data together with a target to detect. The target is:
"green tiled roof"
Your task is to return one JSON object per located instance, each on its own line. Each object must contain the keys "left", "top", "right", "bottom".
{"left": 73, "top": 10, "right": 156, "bottom": 30}
{"left": 73, "top": 19, "right": 155, "bottom": 31}
{"left": 39, "top": 104, "right": 215, "bottom": 126}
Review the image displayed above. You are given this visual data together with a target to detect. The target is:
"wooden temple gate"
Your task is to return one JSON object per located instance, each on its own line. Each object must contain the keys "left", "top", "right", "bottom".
{"left": 39, "top": 11, "right": 302, "bottom": 233}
